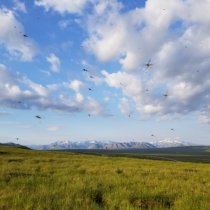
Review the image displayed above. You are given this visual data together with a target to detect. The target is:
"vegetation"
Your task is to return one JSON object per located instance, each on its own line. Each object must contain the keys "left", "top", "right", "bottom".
{"left": 1, "top": 146, "right": 210, "bottom": 210}
{"left": 67, "top": 146, "right": 210, "bottom": 163}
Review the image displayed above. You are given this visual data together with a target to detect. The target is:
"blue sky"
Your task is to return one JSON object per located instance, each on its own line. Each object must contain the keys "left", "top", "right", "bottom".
{"left": 0, "top": 0, "right": 210, "bottom": 145}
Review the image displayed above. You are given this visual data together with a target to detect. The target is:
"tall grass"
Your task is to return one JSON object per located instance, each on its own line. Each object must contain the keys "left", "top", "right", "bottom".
{"left": 1, "top": 146, "right": 210, "bottom": 210}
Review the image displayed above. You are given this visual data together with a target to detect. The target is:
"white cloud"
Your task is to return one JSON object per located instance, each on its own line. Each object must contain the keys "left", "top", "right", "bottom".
{"left": 34, "top": 0, "right": 90, "bottom": 14}
{"left": 85, "top": 97, "right": 104, "bottom": 116}
{"left": 83, "top": 0, "right": 126, "bottom": 62}
{"left": 23, "top": 79, "right": 49, "bottom": 97}
{"left": 0, "top": 64, "right": 105, "bottom": 115}
{"left": 67, "top": 80, "right": 84, "bottom": 92}
{"left": 46, "top": 53, "right": 61, "bottom": 73}
{"left": 82, "top": 0, "right": 210, "bottom": 123}
{"left": 75, "top": 92, "right": 84, "bottom": 103}
{"left": 83, "top": 0, "right": 210, "bottom": 73}
{"left": 141, "top": 104, "right": 163, "bottom": 115}
{"left": 47, "top": 84, "right": 60, "bottom": 91}
{"left": 0, "top": 8, "right": 37, "bottom": 61}
{"left": 13, "top": 0, "right": 27, "bottom": 13}
{"left": 0, "top": 64, "right": 35, "bottom": 107}
{"left": 47, "top": 125, "right": 61, "bottom": 132}
{"left": 102, "top": 70, "right": 142, "bottom": 110}
{"left": 1, "top": 0, "right": 210, "bottom": 124}
{"left": 119, "top": 97, "right": 131, "bottom": 116}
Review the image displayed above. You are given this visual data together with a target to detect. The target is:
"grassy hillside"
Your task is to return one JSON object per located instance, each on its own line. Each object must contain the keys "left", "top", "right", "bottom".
{"left": 1, "top": 146, "right": 210, "bottom": 210}
{"left": 66, "top": 146, "right": 210, "bottom": 163}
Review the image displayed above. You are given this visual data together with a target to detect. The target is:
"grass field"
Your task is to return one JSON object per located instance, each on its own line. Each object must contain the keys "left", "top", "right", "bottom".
{"left": 67, "top": 146, "right": 210, "bottom": 163}
{"left": 1, "top": 146, "right": 210, "bottom": 210}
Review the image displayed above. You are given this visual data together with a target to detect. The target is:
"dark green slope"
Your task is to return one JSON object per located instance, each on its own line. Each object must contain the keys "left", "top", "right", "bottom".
{"left": 0, "top": 142, "right": 31, "bottom": 150}
{"left": 65, "top": 146, "right": 210, "bottom": 163}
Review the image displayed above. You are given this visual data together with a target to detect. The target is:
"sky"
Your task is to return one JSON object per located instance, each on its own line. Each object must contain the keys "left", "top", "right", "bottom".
{"left": 0, "top": 0, "right": 210, "bottom": 145}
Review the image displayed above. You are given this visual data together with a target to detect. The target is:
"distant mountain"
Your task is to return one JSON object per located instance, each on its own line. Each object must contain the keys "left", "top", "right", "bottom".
{"left": 151, "top": 139, "right": 192, "bottom": 148}
{"left": 46, "top": 140, "right": 104, "bottom": 150}
{"left": 0, "top": 142, "right": 31, "bottom": 149}
{"left": 29, "top": 140, "right": 155, "bottom": 150}
{"left": 103, "top": 141, "right": 155, "bottom": 150}
{"left": 28, "top": 139, "right": 192, "bottom": 150}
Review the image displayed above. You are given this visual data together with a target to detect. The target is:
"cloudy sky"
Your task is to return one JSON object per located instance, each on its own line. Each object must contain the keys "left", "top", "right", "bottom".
{"left": 0, "top": 0, "right": 210, "bottom": 145}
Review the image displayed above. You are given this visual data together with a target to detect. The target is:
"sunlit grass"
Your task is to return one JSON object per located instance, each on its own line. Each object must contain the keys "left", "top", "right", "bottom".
{"left": 1, "top": 146, "right": 210, "bottom": 210}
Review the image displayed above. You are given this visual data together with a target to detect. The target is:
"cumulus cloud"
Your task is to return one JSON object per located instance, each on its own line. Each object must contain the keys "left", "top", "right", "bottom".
{"left": 85, "top": 97, "right": 104, "bottom": 116}
{"left": 119, "top": 97, "right": 131, "bottom": 116}
{"left": 83, "top": 0, "right": 126, "bottom": 62}
{"left": 102, "top": 70, "right": 143, "bottom": 111}
{"left": 83, "top": 0, "right": 210, "bottom": 73}
{"left": 102, "top": 70, "right": 142, "bottom": 95}
{"left": 13, "top": 0, "right": 27, "bottom": 13}
{"left": 82, "top": 0, "right": 210, "bottom": 123}
{"left": 67, "top": 80, "right": 84, "bottom": 92}
{"left": 23, "top": 78, "right": 49, "bottom": 97}
{"left": 75, "top": 92, "right": 84, "bottom": 103}
{"left": 0, "top": 64, "right": 105, "bottom": 116}
{"left": 34, "top": 0, "right": 90, "bottom": 14}
{"left": 0, "top": 64, "right": 35, "bottom": 107}
{"left": 1, "top": 0, "right": 210, "bottom": 124}
{"left": 0, "top": 8, "right": 37, "bottom": 61}
{"left": 46, "top": 53, "right": 61, "bottom": 73}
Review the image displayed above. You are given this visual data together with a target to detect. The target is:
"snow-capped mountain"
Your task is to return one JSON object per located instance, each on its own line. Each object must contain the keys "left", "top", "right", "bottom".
{"left": 103, "top": 141, "right": 155, "bottom": 150}
{"left": 48, "top": 140, "right": 104, "bottom": 150}
{"left": 28, "top": 139, "right": 192, "bottom": 150}
{"left": 151, "top": 139, "right": 192, "bottom": 148}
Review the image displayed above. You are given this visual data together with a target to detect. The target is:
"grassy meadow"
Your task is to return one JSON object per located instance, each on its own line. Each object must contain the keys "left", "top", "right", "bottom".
{"left": 1, "top": 146, "right": 210, "bottom": 210}
{"left": 65, "top": 146, "right": 210, "bottom": 163}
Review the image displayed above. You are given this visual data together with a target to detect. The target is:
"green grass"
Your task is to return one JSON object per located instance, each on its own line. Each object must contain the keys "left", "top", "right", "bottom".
{"left": 66, "top": 146, "right": 210, "bottom": 163}
{"left": 1, "top": 146, "right": 210, "bottom": 210}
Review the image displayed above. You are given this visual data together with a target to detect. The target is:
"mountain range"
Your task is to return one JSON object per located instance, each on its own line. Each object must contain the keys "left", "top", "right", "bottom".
{"left": 28, "top": 139, "right": 193, "bottom": 150}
